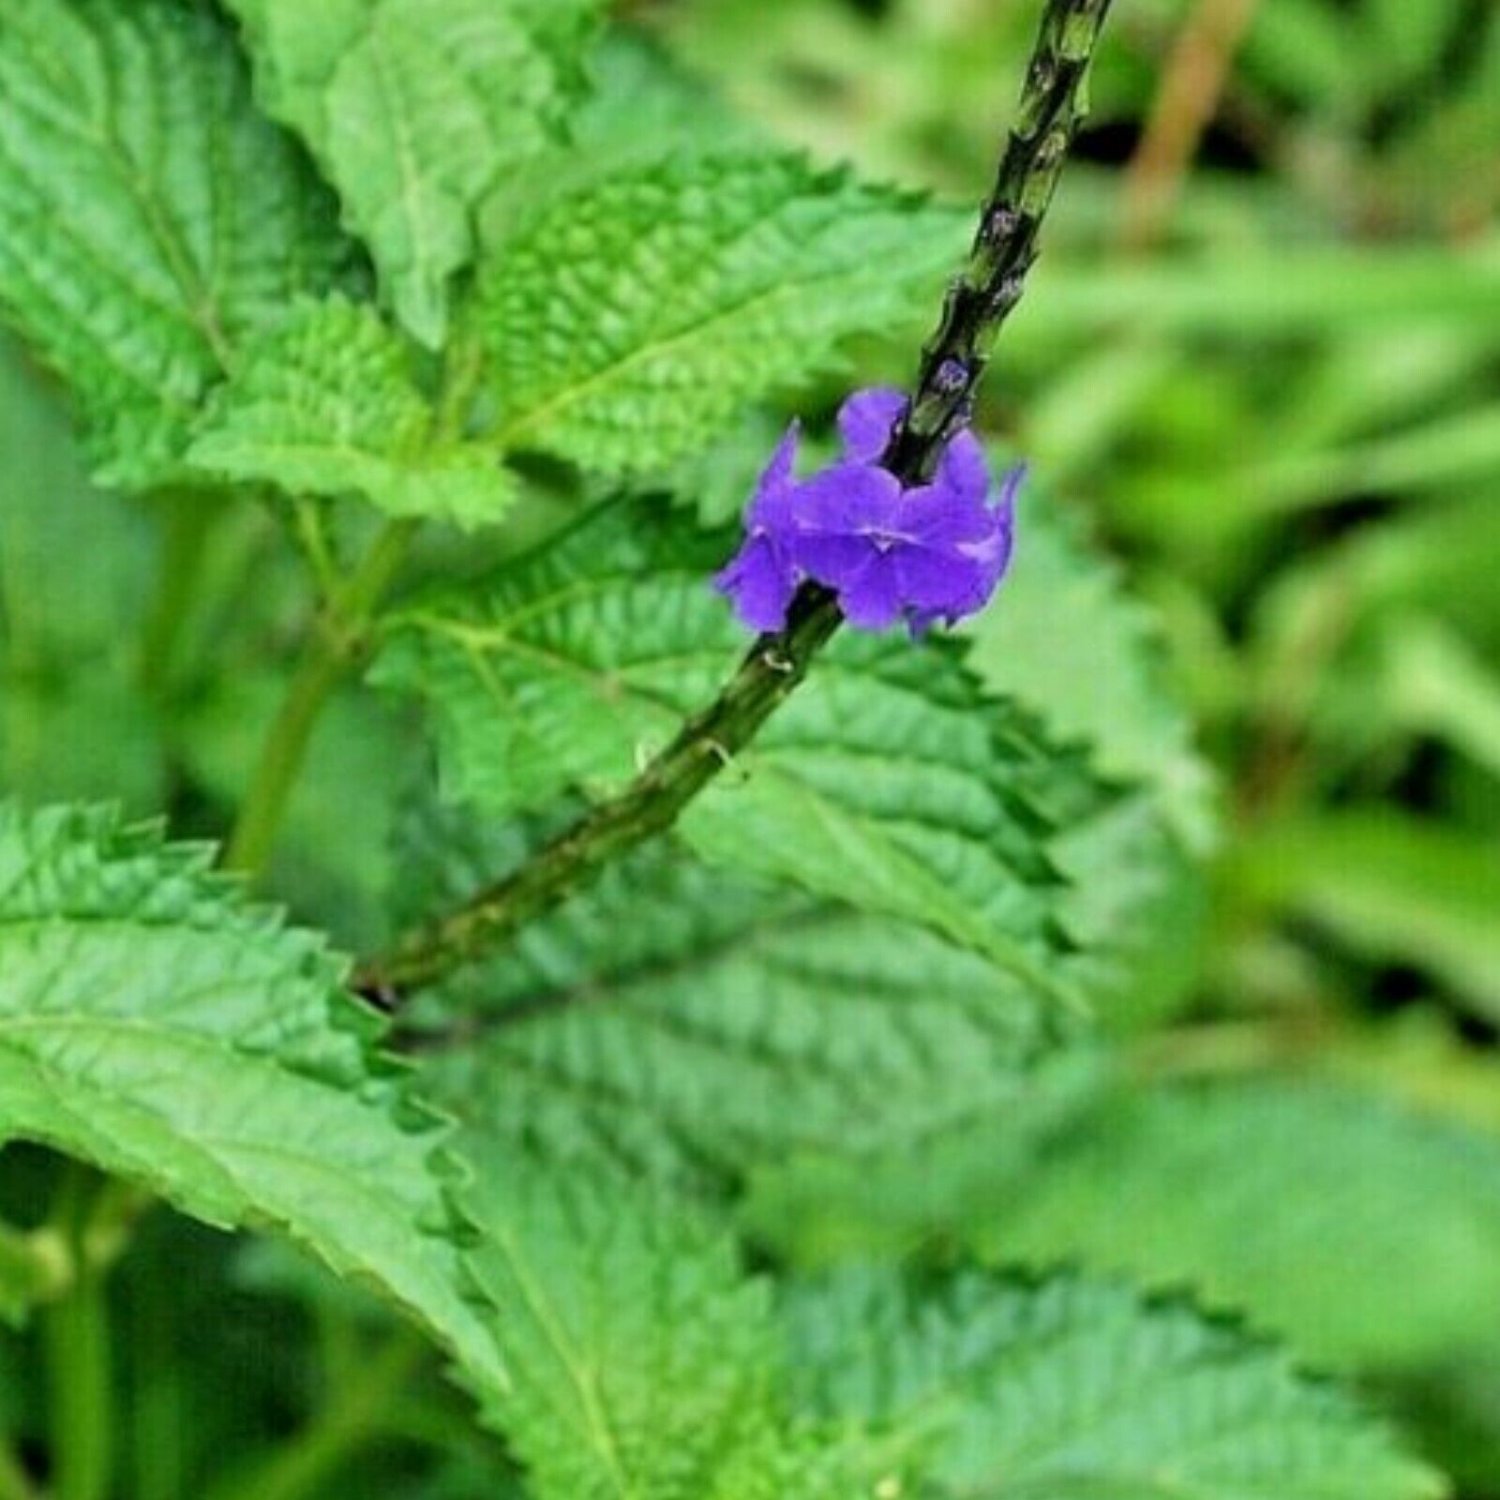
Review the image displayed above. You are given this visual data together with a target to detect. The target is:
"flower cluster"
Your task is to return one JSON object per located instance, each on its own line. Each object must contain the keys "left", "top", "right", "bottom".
{"left": 713, "top": 387, "right": 1020, "bottom": 635}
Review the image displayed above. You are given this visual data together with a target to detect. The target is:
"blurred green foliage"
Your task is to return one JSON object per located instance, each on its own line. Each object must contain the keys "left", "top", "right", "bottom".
{"left": 1, "top": 0, "right": 1498, "bottom": 1494}
{"left": 650, "top": 0, "right": 1500, "bottom": 1487}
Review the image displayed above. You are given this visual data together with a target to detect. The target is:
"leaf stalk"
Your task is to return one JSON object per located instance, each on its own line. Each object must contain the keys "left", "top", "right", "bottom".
{"left": 224, "top": 517, "right": 417, "bottom": 876}
{"left": 42, "top": 1169, "right": 114, "bottom": 1500}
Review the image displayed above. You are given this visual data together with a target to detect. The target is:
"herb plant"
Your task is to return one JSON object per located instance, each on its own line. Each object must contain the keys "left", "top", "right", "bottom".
{"left": 0, "top": 1, "right": 1492, "bottom": 1497}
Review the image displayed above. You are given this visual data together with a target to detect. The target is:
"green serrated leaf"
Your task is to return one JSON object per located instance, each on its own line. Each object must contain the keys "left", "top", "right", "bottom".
{"left": 470, "top": 152, "right": 966, "bottom": 473}
{"left": 0, "top": 802, "right": 503, "bottom": 1393}
{"left": 981, "top": 1077, "right": 1500, "bottom": 1370}
{"left": 405, "top": 799, "right": 1063, "bottom": 1192}
{"left": 0, "top": 0, "right": 353, "bottom": 488}
{"left": 377, "top": 498, "right": 1094, "bottom": 999}
{"left": 188, "top": 297, "right": 515, "bottom": 528}
{"left": 966, "top": 495, "right": 1215, "bottom": 1028}
{"left": 458, "top": 1149, "right": 791, "bottom": 1500}
{"left": 224, "top": 0, "right": 604, "bottom": 346}
{"left": 785, "top": 1267, "right": 1444, "bottom": 1500}
{"left": 969, "top": 495, "right": 1217, "bottom": 854}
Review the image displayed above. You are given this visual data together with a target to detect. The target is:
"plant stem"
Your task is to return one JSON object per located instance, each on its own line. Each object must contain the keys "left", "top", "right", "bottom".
{"left": 362, "top": 587, "right": 843, "bottom": 995}
{"left": 42, "top": 1171, "right": 112, "bottom": 1500}
{"left": 224, "top": 518, "right": 418, "bottom": 876}
{"left": 887, "top": 0, "right": 1117, "bottom": 480}
{"left": 359, "top": 0, "right": 1116, "bottom": 1001}
{"left": 203, "top": 1334, "right": 424, "bottom": 1500}
{"left": 138, "top": 492, "right": 216, "bottom": 702}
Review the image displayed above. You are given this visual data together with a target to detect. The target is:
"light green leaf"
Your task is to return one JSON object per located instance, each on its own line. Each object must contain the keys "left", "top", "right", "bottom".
{"left": 968, "top": 496, "right": 1215, "bottom": 1029}
{"left": 188, "top": 298, "right": 516, "bottom": 528}
{"left": 1232, "top": 810, "right": 1500, "bottom": 1021}
{"left": 378, "top": 498, "right": 1094, "bottom": 999}
{"left": 969, "top": 496, "right": 1216, "bottom": 853}
{"left": 1014, "top": 243, "right": 1500, "bottom": 348}
{"left": 1050, "top": 793, "right": 1209, "bottom": 1033}
{"left": 980, "top": 1078, "right": 1500, "bottom": 1370}
{"left": 1381, "top": 619, "right": 1500, "bottom": 780}
{"left": 0, "top": 0, "right": 353, "bottom": 487}
{"left": 0, "top": 802, "right": 503, "bottom": 1393}
{"left": 785, "top": 1267, "right": 1444, "bottom": 1500}
{"left": 406, "top": 802, "right": 1065, "bottom": 1193}
{"left": 470, "top": 152, "right": 966, "bottom": 473}
{"left": 459, "top": 1151, "right": 812, "bottom": 1500}
{"left": 224, "top": 0, "right": 603, "bottom": 346}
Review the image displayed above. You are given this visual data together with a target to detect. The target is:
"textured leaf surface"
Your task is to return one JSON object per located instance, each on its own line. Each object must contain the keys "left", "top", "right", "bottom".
{"left": 785, "top": 1268, "right": 1443, "bottom": 1500}
{"left": 0, "top": 0, "right": 351, "bottom": 486}
{"left": 379, "top": 499, "right": 1093, "bottom": 996}
{"left": 189, "top": 298, "right": 515, "bottom": 527}
{"left": 224, "top": 0, "right": 602, "bottom": 345}
{"left": 970, "top": 496, "right": 1217, "bottom": 853}
{"left": 980, "top": 1077, "right": 1500, "bottom": 1370}
{"left": 470, "top": 153, "right": 966, "bottom": 472}
{"left": 459, "top": 1150, "right": 809, "bottom": 1500}
{"left": 406, "top": 802, "right": 1065, "bottom": 1192}
{"left": 965, "top": 496, "right": 1217, "bottom": 1029}
{"left": 0, "top": 803, "right": 502, "bottom": 1391}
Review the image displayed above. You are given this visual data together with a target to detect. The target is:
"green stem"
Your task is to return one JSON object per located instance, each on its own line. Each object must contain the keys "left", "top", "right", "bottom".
{"left": 359, "top": 0, "right": 1115, "bottom": 1002}
{"left": 137, "top": 492, "right": 215, "bottom": 702}
{"left": 887, "top": 0, "right": 1117, "bottom": 479}
{"left": 42, "top": 1172, "right": 112, "bottom": 1500}
{"left": 362, "top": 589, "right": 842, "bottom": 995}
{"left": 224, "top": 518, "right": 418, "bottom": 876}
{"left": 203, "top": 1334, "right": 424, "bottom": 1500}
{"left": 129, "top": 1264, "right": 184, "bottom": 1500}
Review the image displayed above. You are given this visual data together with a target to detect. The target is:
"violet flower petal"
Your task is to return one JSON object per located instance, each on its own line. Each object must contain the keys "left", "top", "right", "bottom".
{"left": 795, "top": 531, "right": 874, "bottom": 589}
{"left": 937, "top": 430, "right": 990, "bottom": 507}
{"left": 747, "top": 421, "right": 801, "bottom": 530}
{"left": 714, "top": 536, "right": 798, "bottom": 632}
{"left": 798, "top": 462, "right": 904, "bottom": 536}
{"left": 902, "top": 482, "right": 994, "bottom": 550}
{"left": 894, "top": 545, "right": 988, "bottom": 611}
{"left": 837, "top": 387, "right": 906, "bottom": 463}
{"left": 838, "top": 555, "right": 906, "bottom": 629}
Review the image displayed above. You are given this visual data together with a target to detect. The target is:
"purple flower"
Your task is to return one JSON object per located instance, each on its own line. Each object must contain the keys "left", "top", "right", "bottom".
{"left": 711, "top": 423, "right": 802, "bottom": 632}
{"left": 714, "top": 387, "right": 1020, "bottom": 635}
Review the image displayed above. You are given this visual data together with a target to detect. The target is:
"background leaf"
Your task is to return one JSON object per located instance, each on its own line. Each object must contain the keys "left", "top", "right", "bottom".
{"left": 0, "top": 802, "right": 503, "bottom": 1393}
{"left": 785, "top": 1266, "right": 1443, "bottom": 1500}
{"left": 188, "top": 297, "right": 516, "bottom": 528}
{"left": 470, "top": 152, "right": 966, "bottom": 473}
{"left": 0, "top": 0, "right": 352, "bottom": 486}
{"left": 0, "top": 339, "right": 162, "bottom": 809}
{"left": 223, "top": 0, "right": 604, "bottom": 345}
{"left": 1231, "top": 812, "right": 1500, "bottom": 1023}
{"left": 979, "top": 1077, "right": 1500, "bottom": 1371}
{"left": 378, "top": 499, "right": 1097, "bottom": 998}
{"left": 968, "top": 496, "right": 1217, "bottom": 854}
{"left": 404, "top": 800, "right": 1067, "bottom": 1195}
{"left": 458, "top": 1151, "right": 802, "bottom": 1500}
